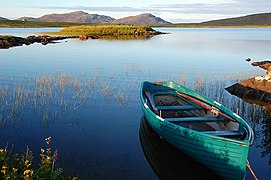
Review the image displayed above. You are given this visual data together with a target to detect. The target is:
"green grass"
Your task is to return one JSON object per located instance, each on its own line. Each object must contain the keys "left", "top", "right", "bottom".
{"left": 1, "top": 20, "right": 271, "bottom": 28}
{"left": 154, "top": 24, "right": 271, "bottom": 28}
{"left": 0, "top": 137, "right": 76, "bottom": 179}
{"left": 0, "top": 35, "right": 15, "bottom": 39}
{"left": 0, "top": 20, "right": 86, "bottom": 28}
{"left": 45, "top": 25, "right": 155, "bottom": 36}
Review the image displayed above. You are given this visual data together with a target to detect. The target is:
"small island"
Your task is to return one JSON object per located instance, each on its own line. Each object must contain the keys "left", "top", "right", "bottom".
{"left": 0, "top": 25, "right": 164, "bottom": 49}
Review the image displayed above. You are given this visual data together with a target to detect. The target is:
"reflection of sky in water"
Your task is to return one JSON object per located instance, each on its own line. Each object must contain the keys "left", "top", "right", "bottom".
{"left": 0, "top": 28, "right": 271, "bottom": 179}
{"left": 1, "top": 28, "right": 270, "bottom": 80}
{"left": 0, "top": 27, "right": 62, "bottom": 37}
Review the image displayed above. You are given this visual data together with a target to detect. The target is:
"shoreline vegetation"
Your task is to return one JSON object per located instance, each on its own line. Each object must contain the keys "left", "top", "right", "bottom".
{"left": 155, "top": 24, "right": 271, "bottom": 28}
{"left": 1, "top": 20, "right": 271, "bottom": 29}
{"left": 0, "top": 25, "right": 163, "bottom": 49}
{"left": 0, "top": 20, "right": 86, "bottom": 28}
{"left": 0, "top": 137, "right": 76, "bottom": 179}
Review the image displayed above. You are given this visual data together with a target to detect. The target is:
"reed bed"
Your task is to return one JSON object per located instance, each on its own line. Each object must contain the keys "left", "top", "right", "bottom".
{"left": 0, "top": 70, "right": 135, "bottom": 128}
{"left": 0, "top": 68, "right": 270, "bottom": 171}
{"left": 0, "top": 69, "right": 265, "bottom": 129}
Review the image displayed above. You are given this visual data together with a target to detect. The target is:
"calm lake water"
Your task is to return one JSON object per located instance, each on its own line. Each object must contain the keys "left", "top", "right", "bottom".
{"left": 0, "top": 27, "right": 271, "bottom": 179}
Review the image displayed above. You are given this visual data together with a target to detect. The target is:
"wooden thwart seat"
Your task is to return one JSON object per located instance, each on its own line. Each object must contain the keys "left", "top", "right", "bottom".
{"left": 166, "top": 116, "right": 225, "bottom": 123}
{"left": 156, "top": 105, "right": 204, "bottom": 111}
{"left": 203, "top": 131, "right": 243, "bottom": 138}
{"left": 144, "top": 90, "right": 205, "bottom": 114}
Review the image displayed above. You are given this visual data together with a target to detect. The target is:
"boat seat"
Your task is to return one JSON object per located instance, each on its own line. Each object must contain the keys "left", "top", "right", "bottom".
{"left": 143, "top": 90, "right": 158, "bottom": 114}
{"left": 203, "top": 131, "right": 243, "bottom": 138}
{"left": 166, "top": 116, "right": 225, "bottom": 123}
{"left": 156, "top": 105, "right": 204, "bottom": 111}
{"left": 153, "top": 91, "right": 205, "bottom": 110}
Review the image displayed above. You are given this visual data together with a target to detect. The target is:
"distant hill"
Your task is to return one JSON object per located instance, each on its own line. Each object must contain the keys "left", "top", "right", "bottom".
{"left": 17, "top": 11, "right": 171, "bottom": 25}
{"left": 201, "top": 12, "right": 271, "bottom": 26}
{"left": 17, "top": 17, "right": 37, "bottom": 22}
{"left": 112, "top": 13, "right": 172, "bottom": 25}
{"left": 0, "top": 17, "right": 8, "bottom": 20}
{"left": 18, "top": 11, "right": 115, "bottom": 24}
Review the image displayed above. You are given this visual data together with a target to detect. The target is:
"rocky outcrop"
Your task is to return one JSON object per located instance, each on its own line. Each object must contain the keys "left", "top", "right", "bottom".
{"left": 251, "top": 61, "right": 271, "bottom": 78}
{"left": 226, "top": 59, "right": 271, "bottom": 104}
{"left": 226, "top": 77, "right": 271, "bottom": 103}
{"left": 0, "top": 36, "right": 31, "bottom": 48}
{"left": 0, "top": 35, "right": 75, "bottom": 49}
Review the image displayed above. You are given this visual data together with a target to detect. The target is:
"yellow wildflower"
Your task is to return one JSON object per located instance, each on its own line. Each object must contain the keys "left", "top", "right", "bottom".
{"left": 1, "top": 166, "right": 7, "bottom": 175}
{"left": 45, "top": 136, "right": 52, "bottom": 145}
{"left": 24, "top": 169, "right": 33, "bottom": 179}
{"left": 12, "top": 167, "right": 18, "bottom": 172}
{"left": 25, "top": 159, "right": 31, "bottom": 168}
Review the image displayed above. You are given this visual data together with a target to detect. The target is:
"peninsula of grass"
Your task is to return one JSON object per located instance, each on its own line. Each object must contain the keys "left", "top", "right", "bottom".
{"left": 45, "top": 25, "right": 161, "bottom": 36}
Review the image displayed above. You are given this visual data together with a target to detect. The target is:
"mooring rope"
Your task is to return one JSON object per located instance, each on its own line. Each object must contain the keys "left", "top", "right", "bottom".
{"left": 246, "top": 160, "right": 258, "bottom": 180}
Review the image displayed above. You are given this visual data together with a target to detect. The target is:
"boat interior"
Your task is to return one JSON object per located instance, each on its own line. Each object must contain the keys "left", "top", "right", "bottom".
{"left": 143, "top": 85, "right": 249, "bottom": 141}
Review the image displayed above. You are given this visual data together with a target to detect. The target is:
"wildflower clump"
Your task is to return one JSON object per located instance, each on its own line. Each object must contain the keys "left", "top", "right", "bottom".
{"left": 0, "top": 137, "right": 74, "bottom": 180}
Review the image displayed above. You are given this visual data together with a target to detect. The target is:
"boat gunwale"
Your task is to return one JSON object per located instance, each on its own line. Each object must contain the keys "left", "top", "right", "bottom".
{"left": 140, "top": 81, "right": 254, "bottom": 146}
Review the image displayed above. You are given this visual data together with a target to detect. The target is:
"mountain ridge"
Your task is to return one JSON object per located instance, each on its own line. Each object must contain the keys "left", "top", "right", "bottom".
{"left": 0, "top": 17, "right": 8, "bottom": 20}
{"left": 112, "top": 13, "right": 171, "bottom": 25}
{"left": 201, "top": 12, "right": 271, "bottom": 26}
{"left": 17, "top": 11, "right": 171, "bottom": 25}
{"left": 17, "top": 11, "right": 115, "bottom": 24}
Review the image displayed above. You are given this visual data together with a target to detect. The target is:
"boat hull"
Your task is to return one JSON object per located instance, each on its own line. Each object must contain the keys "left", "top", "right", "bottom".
{"left": 140, "top": 81, "right": 252, "bottom": 180}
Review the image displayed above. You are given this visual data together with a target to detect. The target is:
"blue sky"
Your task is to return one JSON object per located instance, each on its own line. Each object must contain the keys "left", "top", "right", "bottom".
{"left": 1, "top": 0, "right": 271, "bottom": 23}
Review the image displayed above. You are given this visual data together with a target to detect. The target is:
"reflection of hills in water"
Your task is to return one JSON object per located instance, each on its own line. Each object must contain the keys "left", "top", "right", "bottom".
{"left": 139, "top": 117, "right": 221, "bottom": 179}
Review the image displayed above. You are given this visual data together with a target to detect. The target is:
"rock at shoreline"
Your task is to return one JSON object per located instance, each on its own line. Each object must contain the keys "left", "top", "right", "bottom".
{"left": 0, "top": 35, "right": 74, "bottom": 49}
{"left": 0, "top": 36, "right": 31, "bottom": 49}
{"left": 227, "top": 58, "right": 271, "bottom": 104}
{"left": 251, "top": 60, "right": 271, "bottom": 78}
{"left": 226, "top": 76, "right": 271, "bottom": 103}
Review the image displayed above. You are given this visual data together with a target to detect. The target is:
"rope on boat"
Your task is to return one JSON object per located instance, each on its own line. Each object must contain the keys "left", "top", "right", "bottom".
{"left": 246, "top": 160, "right": 258, "bottom": 180}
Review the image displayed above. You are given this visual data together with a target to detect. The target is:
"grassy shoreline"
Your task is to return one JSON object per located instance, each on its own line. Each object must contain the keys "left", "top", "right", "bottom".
{"left": 155, "top": 24, "right": 271, "bottom": 28}
{"left": 0, "top": 20, "right": 86, "bottom": 28}
{"left": 1, "top": 20, "right": 271, "bottom": 28}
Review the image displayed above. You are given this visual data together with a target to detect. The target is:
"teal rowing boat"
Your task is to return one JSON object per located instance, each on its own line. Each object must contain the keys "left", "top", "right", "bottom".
{"left": 140, "top": 81, "right": 254, "bottom": 180}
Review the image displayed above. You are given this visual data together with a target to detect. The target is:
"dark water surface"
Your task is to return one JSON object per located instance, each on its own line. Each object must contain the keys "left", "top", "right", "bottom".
{"left": 0, "top": 28, "right": 271, "bottom": 179}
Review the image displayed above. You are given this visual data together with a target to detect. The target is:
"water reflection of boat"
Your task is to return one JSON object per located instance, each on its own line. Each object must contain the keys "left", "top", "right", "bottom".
{"left": 139, "top": 117, "right": 220, "bottom": 179}
{"left": 140, "top": 81, "right": 254, "bottom": 179}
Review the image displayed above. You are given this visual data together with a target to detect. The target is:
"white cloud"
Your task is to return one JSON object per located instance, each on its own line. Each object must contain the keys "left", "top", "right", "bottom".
{"left": 21, "top": 1, "right": 271, "bottom": 23}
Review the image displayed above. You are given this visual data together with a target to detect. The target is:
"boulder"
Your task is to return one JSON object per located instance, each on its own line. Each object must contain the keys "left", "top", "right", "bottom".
{"left": 226, "top": 76, "right": 271, "bottom": 103}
